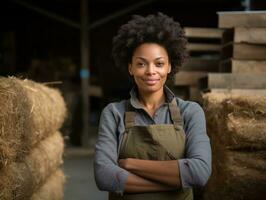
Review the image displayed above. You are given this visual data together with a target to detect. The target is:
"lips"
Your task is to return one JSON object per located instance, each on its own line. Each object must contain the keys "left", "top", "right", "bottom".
{"left": 143, "top": 79, "right": 159, "bottom": 85}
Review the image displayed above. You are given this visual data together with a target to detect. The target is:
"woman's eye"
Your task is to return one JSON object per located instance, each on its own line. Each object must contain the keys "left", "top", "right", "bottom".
{"left": 137, "top": 62, "right": 145, "bottom": 67}
{"left": 156, "top": 62, "right": 164, "bottom": 67}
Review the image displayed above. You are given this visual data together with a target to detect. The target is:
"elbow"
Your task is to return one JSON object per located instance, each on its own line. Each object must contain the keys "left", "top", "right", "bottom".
{"left": 94, "top": 168, "right": 115, "bottom": 192}
{"left": 195, "top": 161, "right": 212, "bottom": 187}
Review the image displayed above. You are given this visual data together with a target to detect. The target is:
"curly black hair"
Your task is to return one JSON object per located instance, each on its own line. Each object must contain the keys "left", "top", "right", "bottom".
{"left": 112, "top": 12, "right": 188, "bottom": 78}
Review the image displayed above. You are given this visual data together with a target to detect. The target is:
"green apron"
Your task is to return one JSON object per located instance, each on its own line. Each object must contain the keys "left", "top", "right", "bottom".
{"left": 109, "top": 98, "right": 193, "bottom": 200}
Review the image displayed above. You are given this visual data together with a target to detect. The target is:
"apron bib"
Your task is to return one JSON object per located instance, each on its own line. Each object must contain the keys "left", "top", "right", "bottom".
{"left": 109, "top": 99, "right": 193, "bottom": 200}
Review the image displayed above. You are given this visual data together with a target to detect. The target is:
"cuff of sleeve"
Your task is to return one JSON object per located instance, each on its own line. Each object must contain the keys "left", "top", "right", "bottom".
{"left": 178, "top": 159, "right": 193, "bottom": 188}
{"left": 115, "top": 169, "right": 130, "bottom": 194}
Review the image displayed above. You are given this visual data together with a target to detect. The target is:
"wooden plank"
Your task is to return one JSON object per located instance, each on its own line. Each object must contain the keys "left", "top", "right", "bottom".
{"left": 174, "top": 71, "right": 207, "bottom": 86}
{"left": 187, "top": 43, "right": 221, "bottom": 52}
{"left": 183, "top": 57, "right": 220, "bottom": 72}
{"left": 222, "top": 43, "right": 266, "bottom": 60}
{"left": 184, "top": 27, "right": 224, "bottom": 39}
{"left": 220, "top": 59, "right": 266, "bottom": 73}
{"left": 222, "top": 27, "right": 266, "bottom": 44}
{"left": 200, "top": 73, "right": 266, "bottom": 90}
{"left": 218, "top": 11, "right": 266, "bottom": 28}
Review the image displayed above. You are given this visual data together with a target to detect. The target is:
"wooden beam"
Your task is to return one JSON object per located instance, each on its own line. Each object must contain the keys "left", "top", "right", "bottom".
{"left": 187, "top": 43, "right": 221, "bottom": 52}
{"left": 183, "top": 57, "right": 220, "bottom": 72}
{"left": 174, "top": 71, "right": 207, "bottom": 86}
{"left": 81, "top": 0, "right": 90, "bottom": 146}
{"left": 184, "top": 27, "right": 224, "bottom": 39}
{"left": 200, "top": 73, "right": 266, "bottom": 90}
{"left": 223, "top": 27, "right": 266, "bottom": 44}
{"left": 220, "top": 59, "right": 266, "bottom": 73}
{"left": 218, "top": 11, "right": 266, "bottom": 28}
{"left": 222, "top": 43, "right": 266, "bottom": 60}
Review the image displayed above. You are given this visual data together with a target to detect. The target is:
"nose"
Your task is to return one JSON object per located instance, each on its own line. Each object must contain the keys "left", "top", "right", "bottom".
{"left": 145, "top": 64, "right": 156, "bottom": 75}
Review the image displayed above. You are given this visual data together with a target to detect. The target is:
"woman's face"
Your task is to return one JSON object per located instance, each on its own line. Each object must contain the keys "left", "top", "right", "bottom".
{"left": 129, "top": 43, "right": 171, "bottom": 94}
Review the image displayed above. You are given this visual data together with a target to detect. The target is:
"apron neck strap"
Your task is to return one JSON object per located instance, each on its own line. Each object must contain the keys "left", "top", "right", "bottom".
{"left": 125, "top": 100, "right": 135, "bottom": 129}
{"left": 169, "top": 98, "right": 183, "bottom": 129}
{"left": 125, "top": 111, "right": 135, "bottom": 129}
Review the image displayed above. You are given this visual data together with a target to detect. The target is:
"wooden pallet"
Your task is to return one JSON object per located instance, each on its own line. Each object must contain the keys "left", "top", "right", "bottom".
{"left": 199, "top": 73, "right": 266, "bottom": 90}
{"left": 223, "top": 27, "right": 266, "bottom": 44}
{"left": 218, "top": 11, "right": 266, "bottom": 28}
{"left": 183, "top": 57, "right": 220, "bottom": 72}
{"left": 222, "top": 42, "right": 266, "bottom": 60}
{"left": 220, "top": 59, "right": 266, "bottom": 73}
{"left": 174, "top": 71, "right": 207, "bottom": 86}
{"left": 184, "top": 27, "right": 223, "bottom": 39}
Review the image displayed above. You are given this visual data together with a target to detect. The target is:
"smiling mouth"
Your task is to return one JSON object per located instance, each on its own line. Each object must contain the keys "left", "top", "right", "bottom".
{"left": 143, "top": 79, "right": 159, "bottom": 85}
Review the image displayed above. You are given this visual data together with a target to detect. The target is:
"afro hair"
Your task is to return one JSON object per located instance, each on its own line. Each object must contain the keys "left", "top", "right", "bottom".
{"left": 112, "top": 12, "right": 188, "bottom": 77}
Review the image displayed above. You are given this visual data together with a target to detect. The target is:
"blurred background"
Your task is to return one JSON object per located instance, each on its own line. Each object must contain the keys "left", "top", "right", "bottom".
{"left": 1, "top": 0, "right": 266, "bottom": 200}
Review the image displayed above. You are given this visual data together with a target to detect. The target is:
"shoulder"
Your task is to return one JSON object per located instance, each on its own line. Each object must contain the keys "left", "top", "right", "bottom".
{"left": 101, "top": 100, "right": 127, "bottom": 122}
{"left": 176, "top": 97, "right": 203, "bottom": 115}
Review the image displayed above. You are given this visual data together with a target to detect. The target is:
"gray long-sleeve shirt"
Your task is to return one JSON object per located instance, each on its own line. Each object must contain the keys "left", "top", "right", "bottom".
{"left": 94, "top": 86, "right": 212, "bottom": 193}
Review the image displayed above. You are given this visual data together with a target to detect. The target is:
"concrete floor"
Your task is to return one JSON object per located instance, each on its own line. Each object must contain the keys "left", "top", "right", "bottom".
{"left": 63, "top": 147, "right": 108, "bottom": 200}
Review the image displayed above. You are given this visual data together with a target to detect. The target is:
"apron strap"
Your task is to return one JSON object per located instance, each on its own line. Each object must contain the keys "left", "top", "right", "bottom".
{"left": 169, "top": 98, "right": 183, "bottom": 129}
{"left": 125, "top": 111, "right": 135, "bottom": 129}
{"left": 125, "top": 100, "right": 135, "bottom": 129}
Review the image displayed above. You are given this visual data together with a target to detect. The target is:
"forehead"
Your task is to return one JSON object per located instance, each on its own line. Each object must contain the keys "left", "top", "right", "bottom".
{"left": 132, "top": 43, "right": 168, "bottom": 59}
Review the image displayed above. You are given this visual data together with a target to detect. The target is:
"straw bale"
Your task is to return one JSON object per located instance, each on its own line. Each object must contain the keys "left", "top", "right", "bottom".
{"left": 30, "top": 169, "right": 65, "bottom": 200}
{"left": 203, "top": 91, "right": 266, "bottom": 150}
{"left": 0, "top": 77, "right": 67, "bottom": 168}
{"left": 0, "top": 132, "right": 64, "bottom": 200}
{"left": 203, "top": 92, "right": 266, "bottom": 119}
{"left": 226, "top": 115, "right": 266, "bottom": 149}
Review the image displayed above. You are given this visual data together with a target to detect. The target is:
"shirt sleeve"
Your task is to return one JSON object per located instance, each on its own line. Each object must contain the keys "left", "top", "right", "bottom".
{"left": 94, "top": 103, "right": 129, "bottom": 193}
{"left": 178, "top": 102, "right": 212, "bottom": 188}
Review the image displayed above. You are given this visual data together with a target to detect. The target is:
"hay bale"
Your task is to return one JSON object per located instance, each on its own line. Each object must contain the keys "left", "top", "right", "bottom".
{"left": 203, "top": 91, "right": 266, "bottom": 199}
{"left": 0, "top": 77, "right": 67, "bottom": 168}
{"left": 30, "top": 169, "right": 65, "bottom": 200}
{"left": 203, "top": 91, "right": 266, "bottom": 150}
{"left": 0, "top": 132, "right": 64, "bottom": 200}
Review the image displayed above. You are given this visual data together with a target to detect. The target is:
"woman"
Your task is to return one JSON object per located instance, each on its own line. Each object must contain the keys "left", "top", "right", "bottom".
{"left": 94, "top": 13, "right": 211, "bottom": 200}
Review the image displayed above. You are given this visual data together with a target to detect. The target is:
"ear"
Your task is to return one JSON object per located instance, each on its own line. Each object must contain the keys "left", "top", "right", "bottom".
{"left": 128, "top": 63, "right": 133, "bottom": 75}
{"left": 168, "top": 64, "right": 171, "bottom": 74}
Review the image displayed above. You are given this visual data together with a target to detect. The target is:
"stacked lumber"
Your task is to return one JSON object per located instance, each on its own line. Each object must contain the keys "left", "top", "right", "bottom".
{"left": 203, "top": 91, "right": 266, "bottom": 200}
{"left": 201, "top": 11, "right": 266, "bottom": 91}
{"left": 0, "top": 77, "right": 67, "bottom": 200}
{"left": 173, "top": 27, "right": 223, "bottom": 103}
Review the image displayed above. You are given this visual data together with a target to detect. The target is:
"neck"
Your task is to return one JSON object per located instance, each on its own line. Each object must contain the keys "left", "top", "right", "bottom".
{"left": 137, "top": 88, "right": 165, "bottom": 110}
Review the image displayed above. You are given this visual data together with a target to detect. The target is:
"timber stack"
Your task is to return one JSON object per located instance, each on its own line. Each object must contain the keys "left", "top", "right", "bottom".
{"left": 0, "top": 77, "right": 67, "bottom": 200}
{"left": 171, "top": 27, "right": 223, "bottom": 103}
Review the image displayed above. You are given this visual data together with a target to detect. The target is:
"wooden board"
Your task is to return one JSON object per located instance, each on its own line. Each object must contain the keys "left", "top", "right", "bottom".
{"left": 220, "top": 59, "right": 266, "bottom": 73}
{"left": 184, "top": 27, "right": 224, "bottom": 39}
{"left": 199, "top": 73, "right": 266, "bottom": 90}
{"left": 222, "top": 27, "right": 266, "bottom": 44}
{"left": 218, "top": 11, "right": 266, "bottom": 28}
{"left": 183, "top": 57, "right": 220, "bottom": 72}
{"left": 187, "top": 43, "right": 221, "bottom": 52}
{"left": 174, "top": 71, "right": 207, "bottom": 86}
{"left": 222, "top": 42, "right": 266, "bottom": 60}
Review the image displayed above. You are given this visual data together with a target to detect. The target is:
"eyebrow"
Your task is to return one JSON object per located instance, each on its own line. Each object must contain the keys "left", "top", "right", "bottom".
{"left": 135, "top": 57, "right": 165, "bottom": 61}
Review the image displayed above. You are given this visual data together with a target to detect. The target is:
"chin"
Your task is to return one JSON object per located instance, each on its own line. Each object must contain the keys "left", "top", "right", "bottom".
{"left": 140, "top": 85, "right": 162, "bottom": 93}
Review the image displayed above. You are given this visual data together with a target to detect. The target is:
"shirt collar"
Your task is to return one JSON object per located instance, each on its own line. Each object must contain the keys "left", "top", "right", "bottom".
{"left": 129, "top": 85, "right": 176, "bottom": 109}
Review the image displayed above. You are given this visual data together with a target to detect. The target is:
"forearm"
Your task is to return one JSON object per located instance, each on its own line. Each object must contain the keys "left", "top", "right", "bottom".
{"left": 119, "top": 159, "right": 181, "bottom": 188}
{"left": 124, "top": 173, "right": 176, "bottom": 193}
